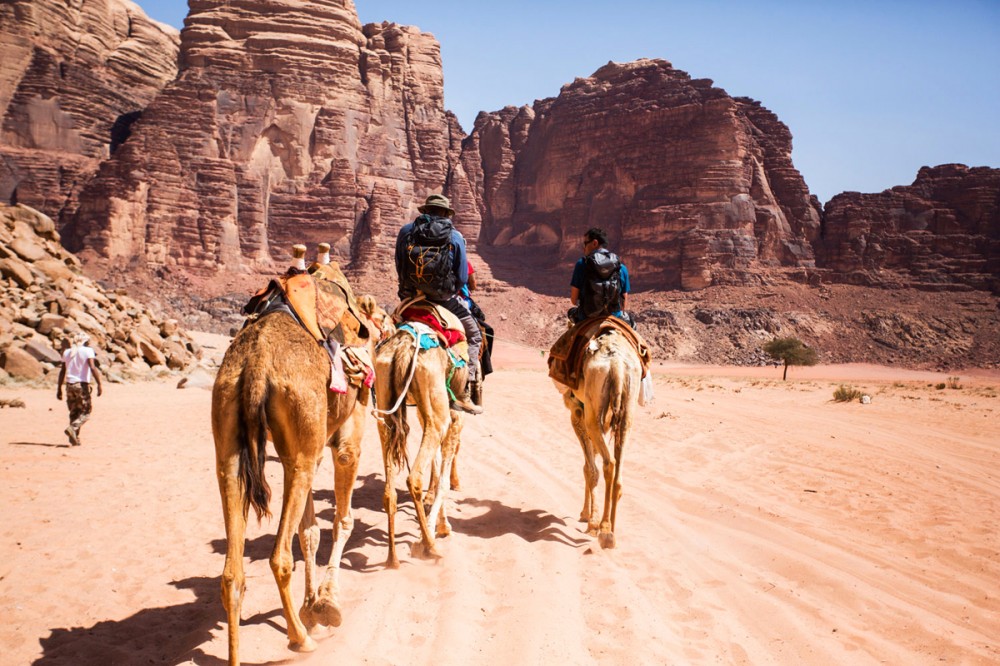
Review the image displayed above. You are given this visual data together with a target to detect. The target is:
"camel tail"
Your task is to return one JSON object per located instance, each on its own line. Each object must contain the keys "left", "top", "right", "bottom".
{"left": 383, "top": 340, "right": 412, "bottom": 470}
{"left": 236, "top": 374, "right": 272, "bottom": 521}
{"left": 603, "top": 359, "right": 632, "bottom": 437}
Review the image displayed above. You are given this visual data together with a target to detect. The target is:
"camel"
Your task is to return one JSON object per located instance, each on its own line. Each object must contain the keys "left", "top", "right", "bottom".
{"left": 357, "top": 294, "right": 392, "bottom": 343}
{"left": 212, "top": 296, "right": 373, "bottom": 666}
{"left": 561, "top": 327, "right": 642, "bottom": 549}
{"left": 373, "top": 323, "right": 466, "bottom": 568}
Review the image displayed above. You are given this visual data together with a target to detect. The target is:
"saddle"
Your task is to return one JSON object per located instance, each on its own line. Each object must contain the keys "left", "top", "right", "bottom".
{"left": 243, "top": 263, "right": 374, "bottom": 399}
{"left": 393, "top": 295, "right": 470, "bottom": 363}
{"left": 245, "top": 264, "right": 369, "bottom": 346}
{"left": 548, "top": 315, "right": 651, "bottom": 391}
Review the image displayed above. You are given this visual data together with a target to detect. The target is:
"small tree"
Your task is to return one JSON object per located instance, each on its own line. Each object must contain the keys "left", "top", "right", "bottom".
{"left": 763, "top": 337, "right": 819, "bottom": 380}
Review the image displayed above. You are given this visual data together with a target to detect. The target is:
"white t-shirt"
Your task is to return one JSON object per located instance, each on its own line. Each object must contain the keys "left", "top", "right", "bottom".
{"left": 63, "top": 345, "right": 96, "bottom": 383}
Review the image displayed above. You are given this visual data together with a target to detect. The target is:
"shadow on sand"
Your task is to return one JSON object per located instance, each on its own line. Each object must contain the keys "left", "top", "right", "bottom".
{"left": 9, "top": 441, "right": 71, "bottom": 448}
{"left": 450, "top": 496, "right": 590, "bottom": 547}
{"left": 32, "top": 576, "right": 259, "bottom": 666}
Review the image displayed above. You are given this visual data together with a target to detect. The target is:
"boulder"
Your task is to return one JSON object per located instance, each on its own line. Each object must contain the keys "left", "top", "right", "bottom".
{"left": 37, "top": 313, "right": 67, "bottom": 335}
{"left": 31, "top": 259, "right": 75, "bottom": 282}
{"left": 138, "top": 339, "right": 166, "bottom": 366}
{"left": 22, "top": 339, "right": 61, "bottom": 364}
{"left": 0, "top": 346, "right": 44, "bottom": 380}
{"left": 177, "top": 367, "right": 216, "bottom": 390}
{"left": 9, "top": 236, "right": 48, "bottom": 262}
{"left": 0, "top": 257, "right": 34, "bottom": 288}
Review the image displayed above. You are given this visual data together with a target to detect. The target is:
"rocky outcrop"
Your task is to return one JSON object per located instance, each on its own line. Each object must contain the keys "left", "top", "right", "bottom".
{"left": 0, "top": 0, "right": 179, "bottom": 221}
{"left": 817, "top": 164, "right": 1000, "bottom": 292}
{"left": 64, "top": 0, "right": 464, "bottom": 278}
{"left": 0, "top": 204, "right": 201, "bottom": 382}
{"left": 460, "top": 59, "right": 822, "bottom": 290}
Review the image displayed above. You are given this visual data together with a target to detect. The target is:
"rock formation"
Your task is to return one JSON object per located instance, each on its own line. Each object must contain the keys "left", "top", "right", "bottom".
{"left": 0, "top": 204, "right": 201, "bottom": 382}
{"left": 817, "top": 164, "right": 1000, "bottom": 292}
{"left": 459, "top": 59, "right": 822, "bottom": 290}
{"left": 64, "top": 0, "right": 465, "bottom": 279}
{"left": 0, "top": 0, "right": 179, "bottom": 221}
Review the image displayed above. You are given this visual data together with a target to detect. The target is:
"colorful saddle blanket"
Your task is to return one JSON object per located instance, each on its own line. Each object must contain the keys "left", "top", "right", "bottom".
{"left": 393, "top": 295, "right": 469, "bottom": 362}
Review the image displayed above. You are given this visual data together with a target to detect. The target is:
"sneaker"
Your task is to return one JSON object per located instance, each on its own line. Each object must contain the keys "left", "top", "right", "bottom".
{"left": 65, "top": 426, "right": 80, "bottom": 446}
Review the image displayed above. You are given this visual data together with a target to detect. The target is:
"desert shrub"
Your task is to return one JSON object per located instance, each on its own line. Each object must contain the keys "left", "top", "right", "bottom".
{"left": 833, "top": 385, "right": 862, "bottom": 402}
{"left": 947, "top": 376, "right": 962, "bottom": 389}
{"left": 935, "top": 383, "right": 947, "bottom": 390}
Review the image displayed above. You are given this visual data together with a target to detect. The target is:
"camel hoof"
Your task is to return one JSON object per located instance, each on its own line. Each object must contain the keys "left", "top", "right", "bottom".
{"left": 598, "top": 530, "right": 616, "bottom": 549}
{"left": 449, "top": 481, "right": 461, "bottom": 491}
{"left": 312, "top": 597, "right": 343, "bottom": 628}
{"left": 299, "top": 603, "right": 318, "bottom": 630}
{"left": 586, "top": 524, "right": 599, "bottom": 537}
{"left": 386, "top": 555, "right": 400, "bottom": 569}
{"left": 289, "top": 635, "right": 318, "bottom": 653}
{"left": 410, "top": 540, "right": 443, "bottom": 560}
{"left": 436, "top": 524, "right": 451, "bottom": 539}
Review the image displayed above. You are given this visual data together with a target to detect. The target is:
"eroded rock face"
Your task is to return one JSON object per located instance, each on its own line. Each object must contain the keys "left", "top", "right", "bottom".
{"left": 64, "top": 0, "right": 462, "bottom": 277}
{"left": 460, "top": 59, "right": 822, "bottom": 290}
{"left": 817, "top": 164, "right": 1000, "bottom": 292}
{"left": 0, "top": 0, "right": 179, "bottom": 220}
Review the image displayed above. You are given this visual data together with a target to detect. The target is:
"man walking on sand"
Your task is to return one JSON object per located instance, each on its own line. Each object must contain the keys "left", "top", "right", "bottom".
{"left": 56, "top": 332, "right": 103, "bottom": 446}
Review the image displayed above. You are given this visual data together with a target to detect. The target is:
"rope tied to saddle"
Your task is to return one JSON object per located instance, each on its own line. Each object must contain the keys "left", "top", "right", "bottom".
{"left": 370, "top": 322, "right": 467, "bottom": 423}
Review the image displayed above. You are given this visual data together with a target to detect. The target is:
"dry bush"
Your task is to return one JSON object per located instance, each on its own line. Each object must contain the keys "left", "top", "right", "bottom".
{"left": 833, "top": 385, "right": 862, "bottom": 402}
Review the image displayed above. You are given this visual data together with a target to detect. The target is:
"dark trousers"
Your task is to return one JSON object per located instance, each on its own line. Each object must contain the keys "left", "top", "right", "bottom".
{"left": 435, "top": 295, "right": 482, "bottom": 381}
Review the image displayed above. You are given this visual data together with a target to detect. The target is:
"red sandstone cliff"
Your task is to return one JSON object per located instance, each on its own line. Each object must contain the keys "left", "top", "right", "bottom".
{"left": 0, "top": 0, "right": 179, "bottom": 220}
{"left": 459, "top": 59, "right": 822, "bottom": 291}
{"left": 818, "top": 164, "right": 1000, "bottom": 292}
{"left": 63, "top": 0, "right": 463, "bottom": 277}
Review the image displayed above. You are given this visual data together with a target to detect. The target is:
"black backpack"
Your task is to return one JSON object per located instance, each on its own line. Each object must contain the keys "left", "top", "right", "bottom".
{"left": 404, "top": 214, "right": 457, "bottom": 300}
{"left": 581, "top": 248, "right": 622, "bottom": 318}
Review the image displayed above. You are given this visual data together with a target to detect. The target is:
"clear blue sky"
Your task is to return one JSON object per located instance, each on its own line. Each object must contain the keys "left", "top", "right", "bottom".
{"left": 136, "top": 0, "right": 999, "bottom": 204}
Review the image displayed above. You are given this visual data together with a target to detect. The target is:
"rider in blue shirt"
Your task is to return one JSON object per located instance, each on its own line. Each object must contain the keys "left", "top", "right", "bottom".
{"left": 569, "top": 227, "right": 631, "bottom": 324}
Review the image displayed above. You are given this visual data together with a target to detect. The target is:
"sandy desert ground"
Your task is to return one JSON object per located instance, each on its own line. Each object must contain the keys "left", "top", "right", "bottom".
{"left": 1, "top": 334, "right": 998, "bottom": 665}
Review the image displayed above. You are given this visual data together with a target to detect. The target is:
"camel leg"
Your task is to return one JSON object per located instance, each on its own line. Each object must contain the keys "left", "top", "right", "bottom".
{"left": 429, "top": 412, "right": 461, "bottom": 538}
{"left": 312, "top": 405, "right": 365, "bottom": 625}
{"left": 609, "top": 410, "right": 632, "bottom": 536}
{"left": 449, "top": 424, "right": 462, "bottom": 491}
{"left": 271, "top": 456, "right": 319, "bottom": 653}
{"left": 583, "top": 408, "right": 615, "bottom": 546}
{"left": 567, "top": 393, "right": 599, "bottom": 531}
{"left": 407, "top": 397, "right": 449, "bottom": 559}
{"left": 426, "top": 446, "right": 442, "bottom": 509}
{"left": 296, "top": 486, "right": 323, "bottom": 631}
{"left": 377, "top": 419, "right": 401, "bottom": 569}
{"left": 216, "top": 452, "right": 247, "bottom": 666}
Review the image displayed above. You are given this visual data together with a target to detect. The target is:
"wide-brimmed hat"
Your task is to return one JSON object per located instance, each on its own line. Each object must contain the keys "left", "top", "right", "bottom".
{"left": 418, "top": 194, "right": 455, "bottom": 217}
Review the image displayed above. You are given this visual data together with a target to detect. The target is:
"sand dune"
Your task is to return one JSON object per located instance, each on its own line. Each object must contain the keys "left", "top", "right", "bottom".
{"left": 1, "top": 340, "right": 998, "bottom": 665}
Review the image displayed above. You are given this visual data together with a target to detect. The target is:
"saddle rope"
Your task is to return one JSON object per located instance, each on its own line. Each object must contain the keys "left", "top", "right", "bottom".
{"left": 371, "top": 326, "right": 423, "bottom": 423}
